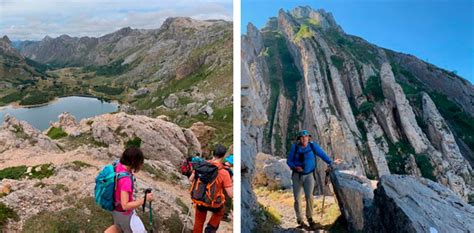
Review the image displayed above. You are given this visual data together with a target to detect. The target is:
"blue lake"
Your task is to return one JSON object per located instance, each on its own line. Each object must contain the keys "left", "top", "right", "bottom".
{"left": 0, "top": 96, "right": 119, "bottom": 131}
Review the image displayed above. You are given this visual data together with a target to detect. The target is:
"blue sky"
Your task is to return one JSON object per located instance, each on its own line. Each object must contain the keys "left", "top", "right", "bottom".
{"left": 0, "top": 0, "right": 232, "bottom": 40}
{"left": 242, "top": 0, "right": 474, "bottom": 83}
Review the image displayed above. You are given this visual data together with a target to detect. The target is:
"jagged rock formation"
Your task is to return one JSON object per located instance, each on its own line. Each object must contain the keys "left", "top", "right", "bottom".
{"left": 242, "top": 6, "right": 474, "bottom": 232}
{"left": 330, "top": 170, "right": 474, "bottom": 232}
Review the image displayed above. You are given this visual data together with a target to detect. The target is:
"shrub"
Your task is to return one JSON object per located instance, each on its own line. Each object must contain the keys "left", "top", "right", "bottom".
{"left": 19, "top": 91, "right": 52, "bottom": 105}
{"left": 0, "top": 202, "right": 19, "bottom": 228}
{"left": 330, "top": 55, "right": 344, "bottom": 71}
{"left": 358, "top": 101, "right": 375, "bottom": 116}
{"left": 364, "top": 75, "right": 384, "bottom": 102}
{"left": 0, "top": 164, "right": 54, "bottom": 180}
{"left": 295, "top": 24, "right": 313, "bottom": 41}
{"left": 0, "top": 166, "right": 27, "bottom": 180}
{"left": 415, "top": 154, "right": 436, "bottom": 181}
{"left": 125, "top": 137, "right": 142, "bottom": 149}
{"left": 93, "top": 86, "right": 124, "bottom": 95}
{"left": 0, "top": 91, "right": 25, "bottom": 103}
{"left": 47, "top": 127, "right": 67, "bottom": 139}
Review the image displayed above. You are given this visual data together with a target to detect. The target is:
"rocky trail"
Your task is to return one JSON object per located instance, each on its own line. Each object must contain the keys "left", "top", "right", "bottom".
{"left": 0, "top": 112, "right": 232, "bottom": 232}
{"left": 256, "top": 187, "right": 341, "bottom": 233}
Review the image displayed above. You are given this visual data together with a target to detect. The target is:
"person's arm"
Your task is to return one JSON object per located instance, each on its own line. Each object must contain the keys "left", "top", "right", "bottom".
{"left": 225, "top": 186, "right": 233, "bottom": 198}
{"left": 223, "top": 172, "right": 233, "bottom": 198}
{"left": 312, "top": 142, "right": 333, "bottom": 165}
{"left": 286, "top": 144, "right": 297, "bottom": 169}
{"left": 120, "top": 191, "right": 144, "bottom": 210}
{"left": 189, "top": 171, "right": 195, "bottom": 183}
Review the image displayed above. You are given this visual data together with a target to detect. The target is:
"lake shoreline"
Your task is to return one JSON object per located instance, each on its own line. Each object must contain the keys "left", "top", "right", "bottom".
{"left": 0, "top": 96, "right": 120, "bottom": 131}
{"left": 1, "top": 94, "right": 120, "bottom": 110}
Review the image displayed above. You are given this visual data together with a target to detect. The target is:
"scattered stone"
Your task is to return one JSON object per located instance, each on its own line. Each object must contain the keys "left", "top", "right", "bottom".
{"left": 164, "top": 94, "right": 179, "bottom": 108}
{"left": 132, "top": 87, "right": 150, "bottom": 97}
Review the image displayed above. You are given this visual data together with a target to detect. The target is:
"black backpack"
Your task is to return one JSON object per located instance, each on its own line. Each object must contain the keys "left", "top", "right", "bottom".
{"left": 189, "top": 161, "right": 225, "bottom": 208}
{"left": 295, "top": 142, "right": 318, "bottom": 169}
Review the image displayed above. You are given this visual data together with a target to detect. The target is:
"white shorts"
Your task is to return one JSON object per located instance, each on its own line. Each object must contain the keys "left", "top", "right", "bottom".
{"left": 112, "top": 210, "right": 146, "bottom": 233}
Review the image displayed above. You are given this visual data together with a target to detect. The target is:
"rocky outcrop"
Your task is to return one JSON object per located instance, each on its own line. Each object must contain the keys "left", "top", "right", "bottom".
{"left": 380, "top": 63, "right": 430, "bottom": 153}
{"left": 132, "top": 87, "right": 150, "bottom": 97}
{"left": 0, "top": 114, "right": 59, "bottom": 153}
{"left": 76, "top": 112, "right": 201, "bottom": 165}
{"left": 330, "top": 171, "right": 474, "bottom": 232}
{"left": 253, "top": 153, "right": 292, "bottom": 190}
{"left": 330, "top": 170, "right": 375, "bottom": 231}
{"left": 189, "top": 122, "right": 215, "bottom": 148}
{"left": 372, "top": 175, "right": 474, "bottom": 233}
{"left": 241, "top": 22, "right": 270, "bottom": 233}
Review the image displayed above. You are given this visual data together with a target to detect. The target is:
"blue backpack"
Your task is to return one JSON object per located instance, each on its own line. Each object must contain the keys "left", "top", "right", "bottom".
{"left": 94, "top": 161, "right": 133, "bottom": 211}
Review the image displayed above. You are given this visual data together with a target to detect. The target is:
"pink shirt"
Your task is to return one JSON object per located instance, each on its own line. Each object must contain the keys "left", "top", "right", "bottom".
{"left": 114, "top": 162, "right": 133, "bottom": 215}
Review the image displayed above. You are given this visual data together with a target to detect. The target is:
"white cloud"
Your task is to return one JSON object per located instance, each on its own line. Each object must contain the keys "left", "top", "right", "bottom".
{"left": 0, "top": 0, "right": 232, "bottom": 40}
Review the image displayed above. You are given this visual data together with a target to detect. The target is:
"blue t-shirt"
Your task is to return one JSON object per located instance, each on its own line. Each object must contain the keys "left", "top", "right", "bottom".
{"left": 286, "top": 142, "right": 333, "bottom": 174}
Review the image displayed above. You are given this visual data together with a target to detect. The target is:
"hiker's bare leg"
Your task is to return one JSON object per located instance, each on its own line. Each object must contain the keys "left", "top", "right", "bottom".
{"left": 104, "top": 225, "right": 121, "bottom": 233}
{"left": 292, "top": 172, "right": 304, "bottom": 223}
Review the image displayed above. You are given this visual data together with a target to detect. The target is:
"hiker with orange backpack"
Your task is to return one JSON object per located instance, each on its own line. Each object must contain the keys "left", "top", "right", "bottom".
{"left": 189, "top": 144, "right": 233, "bottom": 233}
{"left": 96, "top": 147, "right": 154, "bottom": 233}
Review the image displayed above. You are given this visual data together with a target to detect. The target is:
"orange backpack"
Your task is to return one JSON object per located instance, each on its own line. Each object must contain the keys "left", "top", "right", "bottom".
{"left": 189, "top": 161, "right": 225, "bottom": 208}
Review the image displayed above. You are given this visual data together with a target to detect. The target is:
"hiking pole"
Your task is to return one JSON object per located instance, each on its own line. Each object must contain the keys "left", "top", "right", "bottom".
{"left": 143, "top": 188, "right": 154, "bottom": 232}
{"left": 320, "top": 168, "right": 330, "bottom": 220}
{"left": 181, "top": 203, "right": 193, "bottom": 233}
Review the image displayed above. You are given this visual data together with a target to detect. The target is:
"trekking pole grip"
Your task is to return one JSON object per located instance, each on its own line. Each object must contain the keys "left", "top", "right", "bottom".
{"left": 143, "top": 188, "right": 152, "bottom": 212}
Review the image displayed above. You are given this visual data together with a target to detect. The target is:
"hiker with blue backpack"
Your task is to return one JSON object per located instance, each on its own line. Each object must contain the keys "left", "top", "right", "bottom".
{"left": 287, "top": 130, "right": 341, "bottom": 229}
{"left": 96, "top": 147, "right": 154, "bottom": 233}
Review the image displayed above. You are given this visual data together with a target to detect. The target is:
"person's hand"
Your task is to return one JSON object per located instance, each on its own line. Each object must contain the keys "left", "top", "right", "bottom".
{"left": 333, "top": 158, "right": 343, "bottom": 165}
{"left": 146, "top": 192, "right": 154, "bottom": 202}
{"left": 295, "top": 166, "right": 303, "bottom": 172}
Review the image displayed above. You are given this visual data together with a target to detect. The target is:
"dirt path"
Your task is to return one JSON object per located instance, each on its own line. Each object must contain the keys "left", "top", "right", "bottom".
{"left": 255, "top": 187, "right": 344, "bottom": 233}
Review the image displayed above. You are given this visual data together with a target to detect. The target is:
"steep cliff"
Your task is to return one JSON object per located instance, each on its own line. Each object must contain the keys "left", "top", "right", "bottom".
{"left": 242, "top": 6, "right": 473, "bottom": 231}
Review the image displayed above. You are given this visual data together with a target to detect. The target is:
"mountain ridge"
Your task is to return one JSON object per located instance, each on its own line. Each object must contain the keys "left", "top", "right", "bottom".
{"left": 242, "top": 6, "right": 473, "bottom": 232}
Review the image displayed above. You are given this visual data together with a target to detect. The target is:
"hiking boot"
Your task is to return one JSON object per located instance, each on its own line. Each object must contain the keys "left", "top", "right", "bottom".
{"left": 307, "top": 218, "right": 318, "bottom": 230}
{"left": 296, "top": 219, "right": 304, "bottom": 228}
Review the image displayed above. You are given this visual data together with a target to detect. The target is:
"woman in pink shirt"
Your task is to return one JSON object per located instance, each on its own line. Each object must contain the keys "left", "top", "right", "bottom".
{"left": 105, "top": 147, "right": 154, "bottom": 233}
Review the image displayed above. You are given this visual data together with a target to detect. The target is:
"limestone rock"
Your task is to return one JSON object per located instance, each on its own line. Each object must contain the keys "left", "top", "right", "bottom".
{"left": 164, "top": 94, "right": 179, "bottom": 108}
{"left": 76, "top": 112, "right": 201, "bottom": 165}
{"left": 330, "top": 169, "right": 374, "bottom": 231}
{"left": 189, "top": 122, "right": 216, "bottom": 147}
{"left": 199, "top": 104, "right": 213, "bottom": 117}
{"left": 132, "top": 87, "right": 150, "bottom": 97}
{"left": 0, "top": 114, "right": 59, "bottom": 153}
{"left": 373, "top": 175, "right": 474, "bottom": 233}
{"left": 253, "top": 153, "right": 292, "bottom": 190}
{"left": 380, "top": 62, "right": 430, "bottom": 154}
{"left": 184, "top": 103, "right": 200, "bottom": 116}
